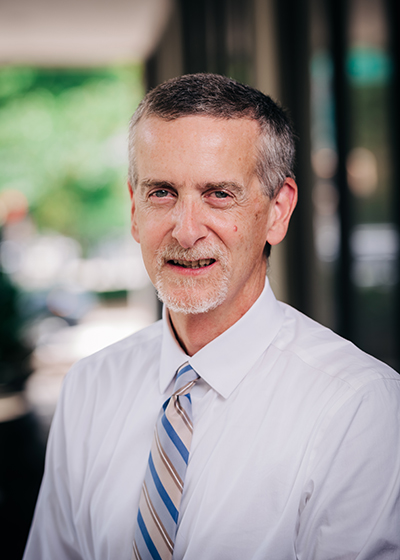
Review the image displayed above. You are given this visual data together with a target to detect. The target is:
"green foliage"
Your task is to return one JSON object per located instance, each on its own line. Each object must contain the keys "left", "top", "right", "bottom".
{"left": 0, "top": 65, "right": 144, "bottom": 248}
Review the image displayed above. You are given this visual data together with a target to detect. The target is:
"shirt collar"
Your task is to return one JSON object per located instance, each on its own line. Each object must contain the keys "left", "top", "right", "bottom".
{"left": 159, "top": 278, "right": 284, "bottom": 398}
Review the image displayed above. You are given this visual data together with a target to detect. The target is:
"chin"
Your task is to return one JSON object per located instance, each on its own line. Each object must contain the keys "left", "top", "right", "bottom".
{"left": 155, "top": 283, "right": 228, "bottom": 315}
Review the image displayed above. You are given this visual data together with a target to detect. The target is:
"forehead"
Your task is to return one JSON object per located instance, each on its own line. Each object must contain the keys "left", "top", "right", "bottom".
{"left": 134, "top": 115, "right": 260, "bottom": 183}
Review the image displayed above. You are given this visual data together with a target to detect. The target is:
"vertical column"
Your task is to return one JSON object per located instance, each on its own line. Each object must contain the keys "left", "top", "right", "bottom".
{"left": 274, "top": 0, "right": 315, "bottom": 317}
{"left": 326, "top": 0, "right": 354, "bottom": 340}
{"left": 386, "top": 0, "right": 400, "bottom": 369}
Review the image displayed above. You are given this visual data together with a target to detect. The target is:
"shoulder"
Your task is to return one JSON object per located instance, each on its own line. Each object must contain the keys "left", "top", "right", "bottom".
{"left": 51, "top": 320, "right": 164, "bottom": 442}
{"left": 273, "top": 302, "right": 399, "bottom": 391}
{"left": 269, "top": 303, "right": 400, "bottom": 474}
{"left": 62, "top": 320, "right": 163, "bottom": 397}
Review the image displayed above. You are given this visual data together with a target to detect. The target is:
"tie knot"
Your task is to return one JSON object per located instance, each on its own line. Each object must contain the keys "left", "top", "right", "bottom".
{"left": 173, "top": 362, "right": 199, "bottom": 397}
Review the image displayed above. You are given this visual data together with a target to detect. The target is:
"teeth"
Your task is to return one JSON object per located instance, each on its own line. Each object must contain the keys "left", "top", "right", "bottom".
{"left": 172, "top": 259, "right": 214, "bottom": 268}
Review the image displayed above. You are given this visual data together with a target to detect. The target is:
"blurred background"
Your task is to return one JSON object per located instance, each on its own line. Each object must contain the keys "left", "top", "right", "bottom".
{"left": 0, "top": 0, "right": 399, "bottom": 557}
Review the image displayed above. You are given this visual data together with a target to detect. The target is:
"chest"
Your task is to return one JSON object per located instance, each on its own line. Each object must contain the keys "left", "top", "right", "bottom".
{"left": 70, "top": 379, "right": 318, "bottom": 560}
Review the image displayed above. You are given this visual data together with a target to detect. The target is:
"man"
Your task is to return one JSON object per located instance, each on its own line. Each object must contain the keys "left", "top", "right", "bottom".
{"left": 24, "top": 74, "right": 400, "bottom": 560}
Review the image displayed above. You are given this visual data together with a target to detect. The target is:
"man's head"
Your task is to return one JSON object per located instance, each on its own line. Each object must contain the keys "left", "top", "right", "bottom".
{"left": 128, "top": 74, "right": 297, "bottom": 323}
{"left": 128, "top": 73, "right": 296, "bottom": 201}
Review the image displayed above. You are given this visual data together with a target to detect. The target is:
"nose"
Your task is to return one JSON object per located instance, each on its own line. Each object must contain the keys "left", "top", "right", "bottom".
{"left": 171, "top": 198, "right": 208, "bottom": 248}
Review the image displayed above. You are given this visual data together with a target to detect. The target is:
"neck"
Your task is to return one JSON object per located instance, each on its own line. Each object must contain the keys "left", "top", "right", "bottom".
{"left": 168, "top": 280, "right": 265, "bottom": 356}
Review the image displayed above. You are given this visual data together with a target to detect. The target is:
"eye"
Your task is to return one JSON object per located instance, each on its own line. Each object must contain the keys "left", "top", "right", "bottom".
{"left": 205, "top": 189, "right": 235, "bottom": 208}
{"left": 208, "top": 190, "right": 234, "bottom": 202}
{"left": 150, "top": 189, "right": 171, "bottom": 198}
{"left": 213, "top": 191, "right": 230, "bottom": 199}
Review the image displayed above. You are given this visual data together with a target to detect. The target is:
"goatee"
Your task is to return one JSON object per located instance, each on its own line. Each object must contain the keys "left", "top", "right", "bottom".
{"left": 154, "top": 244, "right": 230, "bottom": 314}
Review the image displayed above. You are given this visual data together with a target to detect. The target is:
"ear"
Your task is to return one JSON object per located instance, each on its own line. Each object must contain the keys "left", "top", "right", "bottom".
{"left": 266, "top": 178, "right": 298, "bottom": 246}
{"left": 128, "top": 181, "right": 140, "bottom": 243}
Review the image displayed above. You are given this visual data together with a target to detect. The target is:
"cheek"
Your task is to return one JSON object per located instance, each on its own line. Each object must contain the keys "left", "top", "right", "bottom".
{"left": 139, "top": 244, "right": 159, "bottom": 283}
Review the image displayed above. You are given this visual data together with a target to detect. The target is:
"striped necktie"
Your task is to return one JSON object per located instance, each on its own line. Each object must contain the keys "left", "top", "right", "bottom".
{"left": 133, "top": 362, "right": 199, "bottom": 560}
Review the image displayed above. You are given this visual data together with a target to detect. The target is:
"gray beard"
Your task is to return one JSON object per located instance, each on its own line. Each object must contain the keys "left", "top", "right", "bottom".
{"left": 155, "top": 275, "right": 229, "bottom": 314}
{"left": 154, "top": 244, "right": 230, "bottom": 315}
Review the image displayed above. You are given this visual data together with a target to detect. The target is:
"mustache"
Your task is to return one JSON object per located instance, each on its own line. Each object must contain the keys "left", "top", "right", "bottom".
{"left": 156, "top": 244, "right": 228, "bottom": 264}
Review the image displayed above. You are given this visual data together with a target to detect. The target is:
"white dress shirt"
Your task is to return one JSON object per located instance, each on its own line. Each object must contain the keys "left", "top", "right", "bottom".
{"left": 24, "top": 279, "right": 400, "bottom": 560}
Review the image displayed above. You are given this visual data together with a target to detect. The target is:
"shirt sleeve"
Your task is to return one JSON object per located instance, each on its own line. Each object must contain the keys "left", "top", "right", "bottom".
{"left": 23, "top": 373, "right": 84, "bottom": 560}
{"left": 296, "top": 377, "right": 400, "bottom": 560}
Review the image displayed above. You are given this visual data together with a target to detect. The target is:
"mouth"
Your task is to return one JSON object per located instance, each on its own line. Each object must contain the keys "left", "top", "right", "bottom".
{"left": 168, "top": 258, "right": 216, "bottom": 269}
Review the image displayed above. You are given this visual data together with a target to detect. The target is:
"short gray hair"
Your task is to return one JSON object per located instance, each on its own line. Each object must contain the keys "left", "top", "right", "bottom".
{"left": 128, "top": 73, "right": 296, "bottom": 199}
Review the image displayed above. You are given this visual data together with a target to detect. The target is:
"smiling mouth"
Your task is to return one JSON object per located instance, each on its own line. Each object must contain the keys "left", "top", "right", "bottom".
{"left": 168, "top": 258, "right": 216, "bottom": 269}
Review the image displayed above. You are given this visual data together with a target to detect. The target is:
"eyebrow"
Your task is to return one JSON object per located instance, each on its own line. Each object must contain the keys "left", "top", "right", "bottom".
{"left": 138, "top": 179, "right": 174, "bottom": 190}
{"left": 138, "top": 179, "right": 175, "bottom": 195}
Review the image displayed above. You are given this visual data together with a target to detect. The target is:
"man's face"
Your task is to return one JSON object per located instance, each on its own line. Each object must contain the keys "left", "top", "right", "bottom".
{"left": 130, "top": 115, "right": 277, "bottom": 318}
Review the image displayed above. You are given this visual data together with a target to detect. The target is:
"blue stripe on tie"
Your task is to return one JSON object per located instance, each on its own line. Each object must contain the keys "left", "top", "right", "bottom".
{"left": 155, "top": 421, "right": 187, "bottom": 482}
{"left": 161, "top": 412, "right": 189, "bottom": 463}
{"left": 177, "top": 363, "right": 191, "bottom": 378}
{"left": 148, "top": 453, "right": 179, "bottom": 523}
{"left": 137, "top": 509, "right": 163, "bottom": 560}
